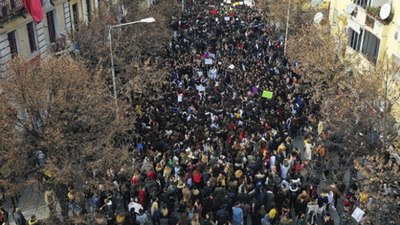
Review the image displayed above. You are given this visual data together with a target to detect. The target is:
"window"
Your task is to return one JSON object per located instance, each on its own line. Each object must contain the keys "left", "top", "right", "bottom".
{"left": 72, "top": 4, "right": 79, "bottom": 31}
{"left": 348, "top": 28, "right": 363, "bottom": 51}
{"left": 86, "top": 0, "right": 92, "bottom": 22}
{"left": 353, "top": 0, "right": 370, "bottom": 9}
{"left": 46, "top": 11, "right": 56, "bottom": 43}
{"left": 361, "top": 30, "right": 380, "bottom": 64}
{"left": 27, "top": 22, "right": 37, "bottom": 53}
{"left": 7, "top": 31, "right": 18, "bottom": 57}
{"left": 10, "top": 0, "right": 16, "bottom": 9}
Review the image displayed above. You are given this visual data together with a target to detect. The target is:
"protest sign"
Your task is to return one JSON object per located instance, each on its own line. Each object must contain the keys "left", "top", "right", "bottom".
{"left": 178, "top": 94, "right": 183, "bottom": 103}
{"left": 196, "top": 85, "right": 206, "bottom": 92}
{"left": 351, "top": 207, "right": 365, "bottom": 223}
{"left": 262, "top": 90, "right": 273, "bottom": 99}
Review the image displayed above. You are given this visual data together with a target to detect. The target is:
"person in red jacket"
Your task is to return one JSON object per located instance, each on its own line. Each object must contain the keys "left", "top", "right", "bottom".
{"left": 192, "top": 169, "right": 203, "bottom": 187}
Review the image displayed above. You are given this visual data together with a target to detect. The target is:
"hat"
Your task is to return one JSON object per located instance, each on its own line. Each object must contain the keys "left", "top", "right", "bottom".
{"left": 116, "top": 214, "right": 126, "bottom": 223}
{"left": 177, "top": 180, "right": 186, "bottom": 189}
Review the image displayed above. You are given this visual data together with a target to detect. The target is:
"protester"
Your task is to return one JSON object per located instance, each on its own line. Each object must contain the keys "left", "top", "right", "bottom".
{"left": 13, "top": 208, "right": 27, "bottom": 225}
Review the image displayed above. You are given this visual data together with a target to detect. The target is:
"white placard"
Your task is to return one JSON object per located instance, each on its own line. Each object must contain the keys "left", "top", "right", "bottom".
{"left": 196, "top": 85, "right": 206, "bottom": 92}
{"left": 224, "top": 17, "right": 230, "bottom": 21}
{"left": 178, "top": 94, "right": 183, "bottom": 103}
{"left": 351, "top": 207, "right": 365, "bottom": 223}
{"left": 205, "top": 59, "right": 213, "bottom": 65}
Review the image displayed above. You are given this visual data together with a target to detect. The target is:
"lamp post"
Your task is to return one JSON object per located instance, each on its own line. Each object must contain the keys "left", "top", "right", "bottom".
{"left": 109, "top": 17, "right": 155, "bottom": 121}
{"left": 283, "top": 0, "right": 291, "bottom": 56}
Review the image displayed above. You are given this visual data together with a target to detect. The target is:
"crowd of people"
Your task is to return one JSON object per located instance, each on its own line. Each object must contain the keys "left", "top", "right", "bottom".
{"left": 74, "top": 1, "right": 352, "bottom": 225}
{"left": 2, "top": 1, "right": 372, "bottom": 225}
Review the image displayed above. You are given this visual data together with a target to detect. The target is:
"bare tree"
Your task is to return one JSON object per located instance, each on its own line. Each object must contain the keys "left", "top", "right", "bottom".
{"left": 0, "top": 56, "right": 116, "bottom": 221}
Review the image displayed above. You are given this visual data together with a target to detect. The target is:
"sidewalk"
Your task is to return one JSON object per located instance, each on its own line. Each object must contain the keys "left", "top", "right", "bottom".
{"left": 3, "top": 185, "right": 51, "bottom": 225}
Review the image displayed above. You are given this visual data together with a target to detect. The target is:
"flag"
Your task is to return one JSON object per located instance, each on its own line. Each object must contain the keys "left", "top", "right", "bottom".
{"left": 23, "top": 0, "right": 44, "bottom": 23}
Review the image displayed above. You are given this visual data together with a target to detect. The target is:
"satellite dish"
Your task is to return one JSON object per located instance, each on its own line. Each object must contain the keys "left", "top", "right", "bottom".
{"left": 345, "top": 3, "right": 356, "bottom": 15}
{"left": 314, "top": 12, "right": 324, "bottom": 24}
{"left": 380, "top": 3, "right": 391, "bottom": 20}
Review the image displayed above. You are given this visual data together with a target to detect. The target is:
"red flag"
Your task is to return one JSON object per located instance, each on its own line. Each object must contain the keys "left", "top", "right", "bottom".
{"left": 23, "top": 0, "right": 44, "bottom": 23}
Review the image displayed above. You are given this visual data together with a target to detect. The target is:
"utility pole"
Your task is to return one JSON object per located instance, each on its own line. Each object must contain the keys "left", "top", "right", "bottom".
{"left": 284, "top": 0, "right": 291, "bottom": 56}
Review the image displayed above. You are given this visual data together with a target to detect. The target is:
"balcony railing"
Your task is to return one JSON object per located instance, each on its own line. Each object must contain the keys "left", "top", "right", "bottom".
{"left": 0, "top": 0, "right": 25, "bottom": 22}
{"left": 365, "top": 14, "right": 375, "bottom": 29}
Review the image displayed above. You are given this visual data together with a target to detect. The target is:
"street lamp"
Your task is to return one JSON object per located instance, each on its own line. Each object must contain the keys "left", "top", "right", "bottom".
{"left": 108, "top": 17, "right": 155, "bottom": 121}
{"left": 283, "top": 0, "right": 291, "bottom": 56}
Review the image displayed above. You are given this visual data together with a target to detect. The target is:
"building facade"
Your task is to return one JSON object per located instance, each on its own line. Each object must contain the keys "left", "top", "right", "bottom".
{"left": 329, "top": 0, "right": 400, "bottom": 67}
{"left": 329, "top": 0, "right": 400, "bottom": 121}
{"left": 0, "top": 0, "right": 99, "bottom": 76}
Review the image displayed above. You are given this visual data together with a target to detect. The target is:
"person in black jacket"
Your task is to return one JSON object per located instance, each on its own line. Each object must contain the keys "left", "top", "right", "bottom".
{"left": 322, "top": 213, "right": 334, "bottom": 225}
{"left": 216, "top": 205, "right": 230, "bottom": 225}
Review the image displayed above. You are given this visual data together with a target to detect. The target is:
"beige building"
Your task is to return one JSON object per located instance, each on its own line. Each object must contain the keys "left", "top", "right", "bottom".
{"left": 329, "top": 0, "right": 400, "bottom": 67}
{"left": 329, "top": 0, "right": 400, "bottom": 120}
{"left": 0, "top": 0, "right": 99, "bottom": 76}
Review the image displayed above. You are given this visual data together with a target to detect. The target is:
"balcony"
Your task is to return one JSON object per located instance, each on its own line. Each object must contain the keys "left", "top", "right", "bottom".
{"left": 365, "top": 4, "right": 392, "bottom": 25}
{"left": 365, "top": 14, "right": 375, "bottom": 29}
{"left": 0, "top": 0, "right": 25, "bottom": 24}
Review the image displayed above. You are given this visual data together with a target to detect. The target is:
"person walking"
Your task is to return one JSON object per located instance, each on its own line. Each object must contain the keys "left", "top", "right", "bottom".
{"left": 13, "top": 208, "right": 27, "bottom": 225}
{"left": 44, "top": 187, "right": 56, "bottom": 215}
{"left": 232, "top": 202, "right": 244, "bottom": 225}
{"left": 136, "top": 209, "right": 148, "bottom": 225}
